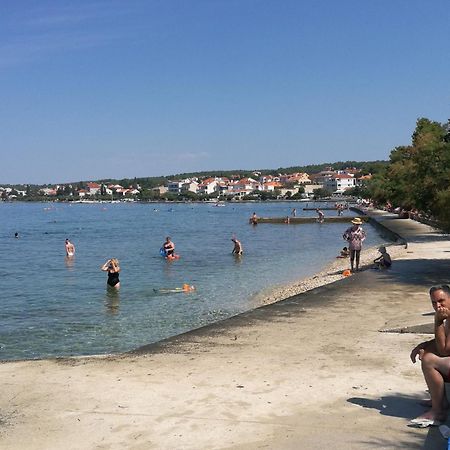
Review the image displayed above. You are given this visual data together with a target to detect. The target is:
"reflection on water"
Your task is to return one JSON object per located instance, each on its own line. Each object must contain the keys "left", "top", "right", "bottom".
{"left": 232, "top": 254, "right": 243, "bottom": 265}
{"left": 105, "top": 287, "right": 120, "bottom": 315}
{"left": 64, "top": 256, "right": 75, "bottom": 270}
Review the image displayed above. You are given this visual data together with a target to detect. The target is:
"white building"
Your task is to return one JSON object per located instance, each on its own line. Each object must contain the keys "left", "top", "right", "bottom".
{"left": 181, "top": 180, "right": 199, "bottom": 194}
{"left": 167, "top": 181, "right": 184, "bottom": 193}
{"left": 324, "top": 174, "right": 356, "bottom": 193}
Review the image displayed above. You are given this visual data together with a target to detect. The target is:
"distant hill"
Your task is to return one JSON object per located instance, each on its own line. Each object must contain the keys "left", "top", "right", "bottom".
{"left": 2, "top": 160, "right": 388, "bottom": 189}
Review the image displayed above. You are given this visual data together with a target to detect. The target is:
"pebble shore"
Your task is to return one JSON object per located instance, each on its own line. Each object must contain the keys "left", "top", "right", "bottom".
{"left": 254, "top": 243, "right": 407, "bottom": 306}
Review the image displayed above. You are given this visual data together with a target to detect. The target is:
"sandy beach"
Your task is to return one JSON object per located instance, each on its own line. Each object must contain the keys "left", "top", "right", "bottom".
{"left": 1, "top": 209, "right": 449, "bottom": 449}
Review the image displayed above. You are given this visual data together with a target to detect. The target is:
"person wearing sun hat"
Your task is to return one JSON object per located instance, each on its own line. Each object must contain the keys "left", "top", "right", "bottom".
{"left": 343, "top": 217, "right": 366, "bottom": 272}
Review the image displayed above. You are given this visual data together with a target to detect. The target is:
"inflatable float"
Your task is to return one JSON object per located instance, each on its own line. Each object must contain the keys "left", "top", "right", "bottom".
{"left": 160, "top": 248, "right": 180, "bottom": 260}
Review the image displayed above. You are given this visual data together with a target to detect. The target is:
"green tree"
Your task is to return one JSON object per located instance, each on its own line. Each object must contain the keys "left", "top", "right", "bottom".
{"left": 313, "top": 188, "right": 331, "bottom": 199}
{"left": 368, "top": 117, "right": 450, "bottom": 230}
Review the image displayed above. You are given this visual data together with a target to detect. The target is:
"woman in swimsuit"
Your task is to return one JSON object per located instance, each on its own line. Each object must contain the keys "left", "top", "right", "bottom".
{"left": 101, "top": 258, "right": 120, "bottom": 289}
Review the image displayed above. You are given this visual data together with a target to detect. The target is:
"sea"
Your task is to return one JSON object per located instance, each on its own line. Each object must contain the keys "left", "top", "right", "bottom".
{"left": 0, "top": 201, "right": 387, "bottom": 361}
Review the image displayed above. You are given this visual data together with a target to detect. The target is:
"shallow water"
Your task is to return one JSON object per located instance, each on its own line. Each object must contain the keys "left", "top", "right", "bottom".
{"left": 0, "top": 201, "right": 387, "bottom": 360}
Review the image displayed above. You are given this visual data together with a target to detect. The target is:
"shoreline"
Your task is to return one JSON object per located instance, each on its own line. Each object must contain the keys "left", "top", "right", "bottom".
{"left": 253, "top": 243, "right": 407, "bottom": 307}
{"left": 1, "top": 211, "right": 449, "bottom": 449}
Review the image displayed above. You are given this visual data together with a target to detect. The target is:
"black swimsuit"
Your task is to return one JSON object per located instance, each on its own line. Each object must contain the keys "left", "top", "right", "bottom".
{"left": 107, "top": 271, "right": 120, "bottom": 287}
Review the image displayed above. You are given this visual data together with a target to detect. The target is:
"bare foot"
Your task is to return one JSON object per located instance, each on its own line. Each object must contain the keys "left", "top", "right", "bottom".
{"left": 412, "top": 410, "right": 447, "bottom": 422}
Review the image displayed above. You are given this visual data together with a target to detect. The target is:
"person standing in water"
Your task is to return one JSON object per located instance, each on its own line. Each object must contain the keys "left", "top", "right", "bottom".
{"left": 162, "top": 236, "right": 175, "bottom": 257}
{"left": 65, "top": 239, "right": 75, "bottom": 256}
{"left": 101, "top": 258, "right": 120, "bottom": 289}
{"left": 343, "top": 218, "right": 366, "bottom": 272}
{"left": 316, "top": 208, "right": 325, "bottom": 223}
{"left": 231, "top": 238, "right": 243, "bottom": 255}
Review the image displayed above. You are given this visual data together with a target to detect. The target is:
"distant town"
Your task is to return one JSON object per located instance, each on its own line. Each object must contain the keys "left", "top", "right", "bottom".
{"left": 0, "top": 165, "right": 376, "bottom": 202}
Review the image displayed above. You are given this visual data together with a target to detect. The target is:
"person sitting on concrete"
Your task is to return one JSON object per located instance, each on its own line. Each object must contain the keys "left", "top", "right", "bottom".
{"left": 410, "top": 285, "right": 450, "bottom": 427}
{"left": 373, "top": 246, "right": 392, "bottom": 269}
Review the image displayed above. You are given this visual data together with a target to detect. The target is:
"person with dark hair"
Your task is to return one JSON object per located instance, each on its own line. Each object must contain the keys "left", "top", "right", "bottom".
{"left": 65, "top": 239, "right": 75, "bottom": 256}
{"left": 231, "top": 238, "right": 243, "bottom": 255}
{"left": 249, "top": 212, "right": 258, "bottom": 225}
{"left": 316, "top": 208, "right": 324, "bottom": 223}
{"left": 162, "top": 236, "right": 175, "bottom": 257}
{"left": 336, "top": 247, "right": 350, "bottom": 258}
{"left": 410, "top": 285, "right": 450, "bottom": 427}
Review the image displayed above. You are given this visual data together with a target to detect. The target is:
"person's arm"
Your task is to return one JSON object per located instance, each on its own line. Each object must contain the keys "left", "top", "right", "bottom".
{"left": 101, "top": 260, "right": 110, "bottom": 271}
{"left": 410, "top": 339, "right": 436, "bottom": 362}
{"left": 110, "top": 261, "right": 120, "bottom": 273}
{"left": 434, "top": 311, "right": 450, "bottom": 356}
{"left": 374, "top": 255, "right": 382, "bottom": 262}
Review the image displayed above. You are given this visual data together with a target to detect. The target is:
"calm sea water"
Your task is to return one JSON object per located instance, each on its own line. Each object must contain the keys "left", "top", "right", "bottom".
{"left": 0, "top": 201, "right": 386, "bottom": 360}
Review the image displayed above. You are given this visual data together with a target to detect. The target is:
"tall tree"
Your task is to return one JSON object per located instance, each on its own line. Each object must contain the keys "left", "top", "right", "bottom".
{"left": 369, "top": 117, "right": 450, "bottom": 230}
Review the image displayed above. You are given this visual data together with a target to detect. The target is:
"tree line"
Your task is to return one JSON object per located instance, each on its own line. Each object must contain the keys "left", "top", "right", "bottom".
{"left": 367, "top": 117, "right": 450, "bottom": 231}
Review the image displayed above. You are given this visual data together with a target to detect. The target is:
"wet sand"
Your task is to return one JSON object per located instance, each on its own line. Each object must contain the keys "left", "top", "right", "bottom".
{"left": 1, "top": 211, "right": 449, "bottom": 449}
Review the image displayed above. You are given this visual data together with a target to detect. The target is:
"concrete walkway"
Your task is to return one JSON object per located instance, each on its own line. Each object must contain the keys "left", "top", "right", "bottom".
{"left": 1, "top": 211, "right": 449, "bottom": 449}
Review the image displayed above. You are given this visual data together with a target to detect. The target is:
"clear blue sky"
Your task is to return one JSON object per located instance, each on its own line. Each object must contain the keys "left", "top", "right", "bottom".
{"left": 1, "top": 0, "right": 449, "bottom": 184}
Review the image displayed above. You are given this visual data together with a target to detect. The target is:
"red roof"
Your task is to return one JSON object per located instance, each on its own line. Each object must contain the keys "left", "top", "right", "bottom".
{"left": 332, "top": 174, "right": 354, "bottom": 179}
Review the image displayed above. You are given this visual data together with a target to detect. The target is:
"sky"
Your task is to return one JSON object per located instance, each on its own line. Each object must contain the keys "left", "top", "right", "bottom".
{"left": 0, "top": 0, "right": 449, "bottom": 185}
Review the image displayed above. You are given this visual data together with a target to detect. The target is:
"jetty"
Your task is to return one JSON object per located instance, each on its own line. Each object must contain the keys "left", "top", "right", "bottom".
{"left": 302, "top": 207, "right": 347, "bottom": 211}
{"left": 252, "top": 216, "right": 367, "bottom": 224}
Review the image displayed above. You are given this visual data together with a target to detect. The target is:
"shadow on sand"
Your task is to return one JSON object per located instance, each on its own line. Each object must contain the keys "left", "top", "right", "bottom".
{"left": 348, "top": 394, "right": 448, "bottom": 449}
{"left": 373, "top": 257, "right": 450, "bottom": 289}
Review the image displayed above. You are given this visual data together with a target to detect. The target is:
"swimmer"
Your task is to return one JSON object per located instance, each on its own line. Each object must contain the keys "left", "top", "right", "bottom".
{"left": 231, "top": 238, "right": 243, "bottom": 255}
{"left": 65, "top": 238, "right": 75, "bottom": 256}
{"left": 14, "top": 232, "right": 19, "bottom": 238}
{"left": 155, "top": 284, "right": 195, "bottom": 294}
{"left": 101, "top": 258, "right": 120, "bottom": 289}
{"left": 249, "top": 212, "right": 258, "bottom": 225}
{"left": 162, "top": 236, "right": 175, "bottom": 257}
{"left": 316, "top": 208, "right": 325, "bottom": 223}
